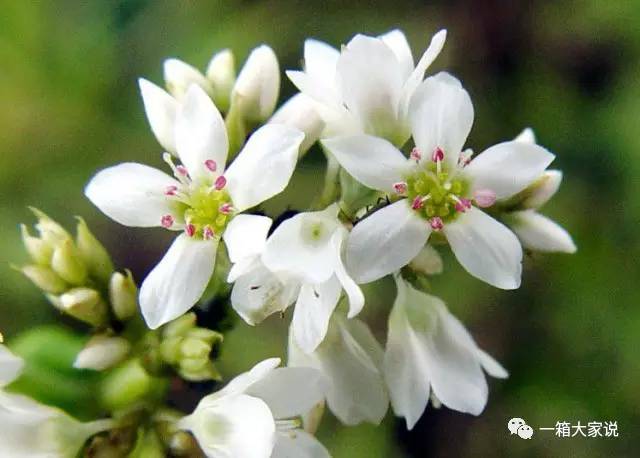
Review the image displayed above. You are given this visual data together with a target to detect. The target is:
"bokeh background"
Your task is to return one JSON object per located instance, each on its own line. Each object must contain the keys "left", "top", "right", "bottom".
{"left": 1, "top": 0, "right": 638, "bottom": 456}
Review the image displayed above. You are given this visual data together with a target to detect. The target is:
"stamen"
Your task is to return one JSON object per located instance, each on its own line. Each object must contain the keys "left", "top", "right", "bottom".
{"left": 163, "top": 153, "right": 190, "bottom": 184}
{"left": 473, "top": 189, "right": 496, "bottom": 208}
{"left": 393, "top": 182, "right": 408, "bottom": 195}
{"left": 214, "top": 175, "right": 227, "bottom": 190}
{"left": 176, "top": 165, "right": 188, "bottom": 176}
{"left": 203, "top": 225, "right": 215, "bottom": 240}
{"left": 411, "top": 196, "right": 424, "bottom": 210}
{"left": 410, "top": 147, "right": 422, "bottom": 162}
{"left": 431, "top": 147, "right": 444, "bottom": 163}
{"left": 204, "top": 159, "right": 217, "bottom": 172}
{"left": 165, "top": 185, "right": 178, "bottom": 196}
{"left": 430, "top": 217, "right": 444, "bottom": 231}
{"left": 185, "top": 224, "right": 196, "bottom": 237}
{"left": 458, "top": 149, "right": 473, "bottom": 167}
{"left": 219, "top": 203, "right": 233, "bottom": 214}
{"left": 275, "top": 419, "right": 302, "bottom": 431}
{"left": 161, "top": 215, "right": 174, "bottom": 228}
{"left": 454, "top": 198, "right": 472, "bottom": 213}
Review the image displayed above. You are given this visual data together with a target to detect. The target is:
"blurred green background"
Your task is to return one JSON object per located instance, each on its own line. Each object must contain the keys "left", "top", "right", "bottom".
{"left": 0, "top": 0, "right": 638, "bottom": 456}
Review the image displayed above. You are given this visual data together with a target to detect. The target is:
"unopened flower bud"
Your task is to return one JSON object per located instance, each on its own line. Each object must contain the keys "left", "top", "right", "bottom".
{"left": 520, "top": 170, "right": 563, "bottom": 209}
{"left": 75, "top": 217, "right": 114, "bottom": 284}
{"left": 231, "top": 45, "right": 279, "bottom": 122}
{"left": 163, "top": 58, "right": 212, "bottom": 100}
{"left": 29, "top": 207, "right": 71, "bottom": 245}
{"left": 74, "top": 334, "right": 131, "bottom": 371}
{"left": 206, "top": 49, "right": 236, "bottom": 112}
{"left": 269, "top": 93, "right": 324, "bottom": 154}
{"left": 51, "top": 238, "right": 88, "bottom": 285}
{"left": 19, "top": 264, "right": 67, "bottom": 294}
{"left": 55, "top": 287, "right": 108, "bottom": 327}
{"left": 109, "top": 270, "right": 138, "bottom": 321}
{"left": 20, "top": 224, "right": 53, "bottom": 265}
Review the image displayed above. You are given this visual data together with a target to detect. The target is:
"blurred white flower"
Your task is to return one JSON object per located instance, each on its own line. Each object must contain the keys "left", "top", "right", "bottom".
{"left": 178, "top": 358, "right": 329, "bottom": 458}
{"left": 506, "top": 128, "right": 577, "bottom": 253}
{"left": 325, "top": 72, "right": 556, "bottom": 289}
{"left": 261, "top": 204, "right": 364, "bottom": 353}
{"left": 86, "top": 85, "right": 303, "bottom": 329}
{"left": 287, "top": 28, "right": 446, "bottom": 144}
{"left": 385, "top": 276, "right": 508, "bottom": 429}
{"left": 288, "top": 314, "right": 389, "bottom": 426}
{"left": 0, "top": 346, "right": 113, "bottom": 457}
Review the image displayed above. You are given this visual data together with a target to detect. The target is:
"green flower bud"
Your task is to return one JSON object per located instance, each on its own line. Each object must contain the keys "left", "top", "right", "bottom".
{"left": 51, "top": 238, "right": 88, "bottom": 285}
{"left": 163, "top": 313, "right": 197, "bottom": 338}
{"left": 20, "top": 224, "right": 53, "bottom": 265}
{"left": 29, "top": 207, "right": 71, "bottom": 245}
{"left": 206, "top": 49, "right": 236, "bottom": 112}
{"left": 109, "top": 270, "right": 138, "bottom": 321}
{"left": 75, "top": 217, "right": 114, "bottom": 284}
{"left": 18, "top": 264, "right": 68, "bottom": 293}
{"left": 100, "top": 358, "right": 168, "bottom": 412}
{"left": 53, "top": 287, "right": 108, "bottom": 327}
{"left": 74, "top": 334, "right": 131, "bottom": 371}
{"left": 129, "top": 427, "right": 165, "bottom": 458}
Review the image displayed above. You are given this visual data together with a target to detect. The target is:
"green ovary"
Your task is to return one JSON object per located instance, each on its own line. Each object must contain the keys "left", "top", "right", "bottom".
{"left": 181, "top": 185, "right": 232, "bottom": 239}
{"left": 404, "top": 163, "right": 469, "bottom": 223}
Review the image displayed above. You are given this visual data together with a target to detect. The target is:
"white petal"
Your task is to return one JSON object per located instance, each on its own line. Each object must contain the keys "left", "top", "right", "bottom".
{"left": 85, "top": 163, "right": 178, "bottom": 228}
{"left": 225, "top": 124, "right": 304, "bottom": 211}
{"left": 0, "top": 344, "right": 23, "bottom": 387}
{"left": 214, "top": 358, "right": 281, "bottom": 400}
{"left": 465, "top": 141, "right": 555, "bottom": 200}
{"left": 231, "top": 263, "right": 299, "bottom": 325}
{"left": 331, "top": 231, "right": 364, "bottom": 318}
{"left": 346, "top": 200, "right": 430, "bottom": 283}
{"left": 269, "top": 93, "right": 324, "bottom": 153}
{"left": 444, "top": 208, "right": 523, "bottom": 290}
{"left": 304, "top": 39, "right": 340, "bottom": 83}
{"left": 336, "top": 34, "right": 405, "bottom": 139}
{"left": 400, "top": 29, "right": 447, "bottom": 114}
{"left": 409, "top": 72, "right": 473, "bottom": 170}
{"left": 175, "top": 84, "right": 229, "bottom": 180}
{"left": 521, "top": 170, "right": 563, "bottom": 209}
{"left": 514, "top": 127, "right": 536, "bottom": 144}
{"left": 272, "top": 430, "right": 330, "bottom": 458}
{"left": 232, "top": 45, "right": 280, "bottom": 121}
{"left": 476, "top": 348, "right": 509, "bottom": 379}
{"left": 181, "top": 394, "right": 276, "bottom": 458}
{"left": 164, "top": 58, "right": 212, "bottom": 99}
{"left": 509, "top": 210, "right": 576, "bottom": 253}
{"left": 139, "top": 234, "right": 217, "bottom": 329}
{"left": 291, "top": 279, "right": 342, "bottom": 353}
{"left": 227, "top": 256, "right": 260, "bottom": 283}
{"left": 138, "top": 79, "right": 178, "bottom": 154}
{"left": 262, "top": 208, "right": 340, "bottom": 284}
{"left": 321, "top": 134, "right": 407, "bottom": 193}
{"left": 246, "top": 367, "right": 329, "bottom": 419}
{"left": 223, "top": 214, "right": 272, "bottom": 263}
{"left": 379, "top": 29, "right": 414, "bottom": 79}
{"left": 384, "top": 279, "right": 432, "bottom": 429}
{"left": 290, "top": 316, "right": 388, "bottom": 425}
{"left": 286, "top": 70, "right": 342, "bottom": 111}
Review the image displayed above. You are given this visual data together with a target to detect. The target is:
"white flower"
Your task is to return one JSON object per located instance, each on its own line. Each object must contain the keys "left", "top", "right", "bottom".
{"left": 288, "top": 314, "right": 389, "bottom": 426}
{"left": 324, "top": 73, "right": 556, "bottom": 289}
{"left": 505, "top": 128, "right": 577, "bottom": 253}
{"left": 385, "top": 276, "right": 508, "bottom": 429}
{"left": 139, "top": 45, "right": 278, "bottom": 154}
{"left": 287, "top": 29, "right": 446, "bottom": 144}
{"left": 0, "top": 346, "right": 113, "bottom": 457}
{"left": 178, "top": 358, "right": 330, "bottom": 458}
{"left": 86, "top": 84, "right": 304, "bottom": 329}
{"left": 261, "top": 204, "right": 365, "bottom": 353}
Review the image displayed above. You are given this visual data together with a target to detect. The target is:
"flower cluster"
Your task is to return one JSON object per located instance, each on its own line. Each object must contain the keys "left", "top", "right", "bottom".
{"left": 4, "top": 28, "right": 575, "bottom": 457}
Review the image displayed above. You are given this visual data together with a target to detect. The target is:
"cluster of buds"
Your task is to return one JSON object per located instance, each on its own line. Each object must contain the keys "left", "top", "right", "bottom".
{"left": 17, "top": 209, "right": 138, "bottom": 327}
{"left": 158, "top": 313, "right": 223, "bottom": 382}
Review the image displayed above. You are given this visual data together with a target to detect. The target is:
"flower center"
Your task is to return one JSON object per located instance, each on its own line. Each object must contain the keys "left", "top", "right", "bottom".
{"left": 160, "top": 153, "right": 234, "bottom": 240}
{"left": 402, "top": 151, "right": 470, "bottom": 224}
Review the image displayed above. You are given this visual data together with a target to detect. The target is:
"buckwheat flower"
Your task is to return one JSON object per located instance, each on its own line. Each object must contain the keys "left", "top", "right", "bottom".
{"left": 288, "top": 314, "right": 389, "bottom": 426}
{"left": 0, "top": 346, "right": 114, "bottom": 457}
{"left": 261, "top": 204, "right": 365, "bottom": 353}
{"left": 287, "top": 28, "right": 446, "bottom": 144}
{"left": 86, "top": 85, "right": 304, "bottom": 329}
{"left": 385, "top": 276, "right": 508, "bottom": 429}
{"left": 178, "top": 358, "right": 329, "bottom": 458}
{"left": 504, "top": 128, "right": 577, "bottom": 253}
{"left": 324, "top": 73, "right": 555, "bottom": 289}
